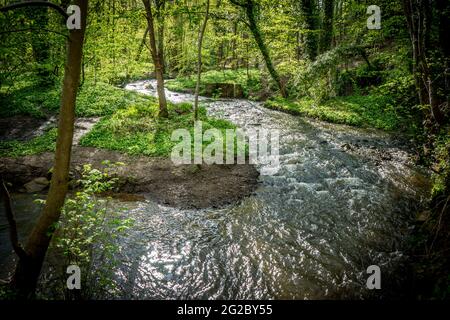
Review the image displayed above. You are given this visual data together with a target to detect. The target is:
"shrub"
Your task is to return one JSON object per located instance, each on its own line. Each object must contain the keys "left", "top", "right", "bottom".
{"left": 40, "top": 163, "right": 134, "bottom": 299}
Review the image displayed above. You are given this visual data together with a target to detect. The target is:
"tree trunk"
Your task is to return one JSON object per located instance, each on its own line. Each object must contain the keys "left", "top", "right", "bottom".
{"left": 156, "top": 0, "right": 166, "bottom": 75}
{"left": 320, "top": 0, "right": 333, "bottom": 53}
{"left": 402, "top": 0, "right": 444, "bottom": 127}
{"left": 231, "top": 20, "right": 238, "bottom": 69}
{"left": 194, "top": 0, "right": 210, "bottom": 121}
{"left": 230, "top": 0, "right": 286, "bottom": 98}
{"left": 12, "top": 0, "right": 88, "bottom": 298}
{"left": 1, "top": 180, "right": 28, "bottom": 263}
{"left": 136, "top": 26, "right": 149, "bottom": 61}
{"left": 143, "top": 0, "right": 169, "bottom": 118}
{"left": 300, "top": 0, "right": 318, "bottom": 60}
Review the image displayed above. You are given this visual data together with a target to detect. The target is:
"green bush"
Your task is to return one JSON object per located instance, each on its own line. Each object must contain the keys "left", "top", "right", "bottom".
{"left": 45, "top": 163, "right": 134, "bottom": 299}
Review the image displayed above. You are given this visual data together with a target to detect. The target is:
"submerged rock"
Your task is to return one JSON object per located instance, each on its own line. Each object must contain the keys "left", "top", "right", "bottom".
{"left": 24, "top": 177, "right": 49, "bottom": 193}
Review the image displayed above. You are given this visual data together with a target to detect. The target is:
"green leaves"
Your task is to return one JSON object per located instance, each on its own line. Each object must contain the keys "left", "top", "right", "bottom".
{"left": 51, "top": 163, "right": 134, "bottom": 299}
{"left": 80, "top": 99, "right": 237, "bottom": 158}
{"left": 0, "top": 128, "right": 57, "bottom": 157}
{"left": 166, "top": 69, "right": 261, "bottom": 98}
{"left": 265, "top": 93, "right": 401, "bottom": 131}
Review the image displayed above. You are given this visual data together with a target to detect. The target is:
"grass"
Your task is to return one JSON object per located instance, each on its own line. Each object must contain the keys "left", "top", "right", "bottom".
{"left": 1, "top": 97, "right": 239, "bottom": 159}
{"left": 0, "top": 78, "right": 160, "bottom": 157}
{"left": 80, "top": 99, "right": 239, "bottom": 158}
{"left": 166, "top": 69, "right": 262, "bottom": 98}
{"left": 264, "top": 94, "right": 402, "bottom": 131}
{"left": 0, "top": 128, "right": 57, "bottom": 157}
{"left": 1, "top": 78, "right": 239, "bottom": 158}
{"left": 0, "top": 77, "right": 153, "bottom": 118}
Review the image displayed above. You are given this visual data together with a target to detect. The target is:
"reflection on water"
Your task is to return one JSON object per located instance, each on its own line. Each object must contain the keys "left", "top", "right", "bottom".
{"left": 115, "top": 81, "right": 429, "bottom": 299}
{"left": 0, "top": 80, "right": 430, "bottom": 299}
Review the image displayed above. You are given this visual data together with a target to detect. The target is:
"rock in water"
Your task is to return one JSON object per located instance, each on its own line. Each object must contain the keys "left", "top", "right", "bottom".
{"left": 24, "top": 177, "right": 49, "bottom": 193}
{"left": 416, "top": 210, "right": 431, "bottom": 222}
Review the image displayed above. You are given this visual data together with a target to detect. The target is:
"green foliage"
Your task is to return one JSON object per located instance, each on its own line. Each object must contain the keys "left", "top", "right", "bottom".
{"left": 0, "top": 80, "right": 161, "bottom": 158}
{"left": 80, "top": 100, "right": 237, "bottom": 157}
{"left": 0, "top": 6, "right": 67, "bottom": 89}
{"left": 75, "top": 82, "right": 153, "bottom": 117}
{"left": 82, "top": 3, "right": 151, "bottom": 85}
{"left": 265, "top": 94, "right": 401, "bottom": 130}
{"left": 1, "top": 76, "right": 154, "bottom": 119}
{"left": 431, "top": 131, "right": 450, "bottom": 198}
{"left": 0, "top": 77, "right": 60, "bottom": 118}
{"left": 0, "top": 128, "right": 57, "bottom": 157}
{"left": 166, "top": 69, "right": 262, "bottom": 98}
{"left": 48, "top": 163, "right": 134, "bottom": 299}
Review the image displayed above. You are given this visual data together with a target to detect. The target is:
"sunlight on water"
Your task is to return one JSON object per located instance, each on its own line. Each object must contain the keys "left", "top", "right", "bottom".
{"left": 1, "top": 80, "right": 430, "bottom": 299}
{"left": 111, "top": 80, "right": 430, "bottom": 299}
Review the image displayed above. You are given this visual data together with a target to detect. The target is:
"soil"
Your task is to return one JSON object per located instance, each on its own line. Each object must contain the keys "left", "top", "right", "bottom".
{"left": 0, "top": 146, "right": 260, "bottom": 209}
{"left": 0, "top": 115, "right": 52, "bottom": 141}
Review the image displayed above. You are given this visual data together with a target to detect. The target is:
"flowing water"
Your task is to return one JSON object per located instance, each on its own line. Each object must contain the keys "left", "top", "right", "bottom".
{"left": 0, "top": 80, "right": 430, "bottom": 299}
{"left": 111, "top": 80, "right": 429, "bottom": 299}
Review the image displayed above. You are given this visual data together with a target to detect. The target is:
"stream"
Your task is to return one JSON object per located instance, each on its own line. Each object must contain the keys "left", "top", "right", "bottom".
{"left": 114, "top": 80, "right": 430, "bottom": 299}
{"left": 1, "top": 80, "right": 430, "bottom": 299}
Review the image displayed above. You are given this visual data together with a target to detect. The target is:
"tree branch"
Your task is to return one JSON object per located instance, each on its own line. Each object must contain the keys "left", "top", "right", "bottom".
{"left": 0, "top": 179, "right": 28, "bottom": 262}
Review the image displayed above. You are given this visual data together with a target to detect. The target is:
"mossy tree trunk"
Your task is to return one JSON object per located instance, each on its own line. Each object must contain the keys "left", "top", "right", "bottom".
{"left": 320, "top": 0, "right": 333, "bottom": 53}
{"left": 230, "top": 0, "right": 287, "bottom": 98}
{"left": 300, "top": 0, "right": 318, "bottom": 61}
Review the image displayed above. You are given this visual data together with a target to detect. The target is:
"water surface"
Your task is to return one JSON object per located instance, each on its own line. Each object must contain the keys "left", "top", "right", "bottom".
{"left": 0, "top": 80, "right": 430, "bottom": 299}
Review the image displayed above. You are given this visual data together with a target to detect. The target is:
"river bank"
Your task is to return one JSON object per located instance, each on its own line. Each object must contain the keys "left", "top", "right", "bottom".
{"left": 0, "top": 146, "right": 259, "bottom": 209}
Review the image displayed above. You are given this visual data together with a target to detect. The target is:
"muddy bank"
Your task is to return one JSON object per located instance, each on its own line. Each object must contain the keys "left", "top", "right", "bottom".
{"left": 0, "top": 146, "right": 259, "bottom": 209}
{"left": 0, "top": 115, "right": 54, "bottom": 142}
{"left": 0, "top": 115, "right": 100, "bottom": 145}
